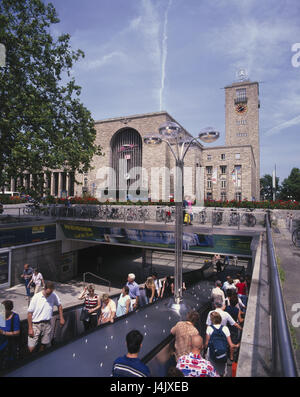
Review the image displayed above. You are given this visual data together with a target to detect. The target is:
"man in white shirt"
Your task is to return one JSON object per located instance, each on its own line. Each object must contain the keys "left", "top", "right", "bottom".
{"left": 211, "top": 281, "right": 225, "bottom": 307}
{"left": 27, "top": 281, "right": 65, "bottom": 352}
{"left": 206, "top": 302, "right": 242, "bottom": 331}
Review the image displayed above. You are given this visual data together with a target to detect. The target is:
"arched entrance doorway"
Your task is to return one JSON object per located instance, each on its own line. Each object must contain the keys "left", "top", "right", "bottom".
{"left": 110, "top": 128, "right": 143, "bottom": 198}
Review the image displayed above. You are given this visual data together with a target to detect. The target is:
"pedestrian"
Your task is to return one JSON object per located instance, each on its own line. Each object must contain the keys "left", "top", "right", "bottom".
{"left": 187, "top": 197, "right": 194, "bottom": 225}
{"left": 224, "top": 295, "right": 243, "bottom": 347}
{"left": 183, "top": 197, "right": 189, "bottom": 225}
{"left": 20, "top": 263, "right": 33, "bottom": 301}
{"left": 224, "top": 289, "right": 246, "bottom": 311}
{"left": 151, "top": 272, "right": 162, "bottom": 299}
{"left": 235, "top": 276, "right": 248, "bottom": 306}
{"left": 112, "top": 330, "right": 150, "bottom": 377}
{"left": 78, "top": 284, "right": 101, "bottom": 331}
{"left": 170, "top": 311, "right": 200, "bottom": 360}
{"left": 223, "top": 255, "right": 230, "bottom": 267}
{"left": 28, "top": 268, "right": 45, "bottom": 295}
{"left": 206, "top": 301, "right": 242, "bottom": 335}
{"left": 211, "top": 280, "right": 225, "bottom": 308}
{"left": 161, "top": 275, "right": 175, "bottom": 298}
{"left": 0, "top": 300, "right": 20, "bottom": 370}
{"left": 126, "top": 273, "right": 140, "bottom": 311}
{"left": 98, "top": 294, "right": 116, "bottom": 325}
{"left": 27, "top": 281, "right": 65, "bottom": 353}
{"left": 176, "top": 335, "right": 219, "bottom": 377}
{"left": 204, "top": 311, "right": 239, "bottom": 377}
{"left": 144, "top": 277, "right": 157, "bottom": 304}
{"left": 223, "top": 277, "right": 237, "bottom": 296}
{"left": 116, "top": 286, "right": 131, "bottom": 317}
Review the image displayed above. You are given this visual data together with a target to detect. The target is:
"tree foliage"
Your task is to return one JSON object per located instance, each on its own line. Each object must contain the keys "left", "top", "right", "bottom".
{"left": 260, "top": 174, "right": 280, "bottom": 200}
{"left": 0, "top": 0, "right": 102, "bottom": 192}
{"left": 279, "top": 168, "right": 300, "bottom": 201}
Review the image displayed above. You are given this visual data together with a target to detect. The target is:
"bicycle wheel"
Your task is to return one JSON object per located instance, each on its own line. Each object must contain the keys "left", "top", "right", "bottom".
{"left": 292, "top": 229, "right": 300, "bottom": 246}
{"left": 249, "top": 214, "right": 256, "bottom": 227}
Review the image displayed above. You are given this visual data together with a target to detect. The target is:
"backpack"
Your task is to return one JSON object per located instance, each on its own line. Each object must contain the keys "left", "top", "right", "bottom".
{"left": 208, "top": 325, "right": 228, "bottom": 363}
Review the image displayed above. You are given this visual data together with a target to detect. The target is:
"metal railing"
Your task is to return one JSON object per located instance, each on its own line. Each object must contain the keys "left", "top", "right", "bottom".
{"left": 83, "top": 272, "right": 111, "bottom": 292}
{"left": 1, "top": 204, "right": 267, "bottom": 229}
{"left": 266, "top": 211, "right": 298, "bottom": 377}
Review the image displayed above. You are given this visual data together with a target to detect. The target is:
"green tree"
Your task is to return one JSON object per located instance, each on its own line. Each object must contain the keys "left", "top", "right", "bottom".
{"left": 0, "top": 0, "right": 102, "bottom": 194}
{"left": 279, "top": 168, "right": 300, "bottom": 201}
{"left": 260, "top": 174, "right": 280, "bottom": 201}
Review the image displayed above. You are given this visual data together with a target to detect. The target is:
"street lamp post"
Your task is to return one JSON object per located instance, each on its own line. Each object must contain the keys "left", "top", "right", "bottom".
{"left": 144, "top": 122, "right": 219, "bottom": 314}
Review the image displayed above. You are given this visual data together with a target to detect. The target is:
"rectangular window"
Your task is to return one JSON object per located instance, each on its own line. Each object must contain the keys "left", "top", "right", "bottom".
{"left": 220, "top": 166, "right": 227, "bottom": 174}
{"left": 221, "top": 153, "right": 225, "bottom": 160}
{"left": 236, "top": 88, "right": 246, "bottom": 101}
{"left": 221, "top": 180, "right": 226, "bottom": 189}
{"left": 206, "top": 166, "right": 212, "bottom": 174}
{"left": 207, "top": 180, "right": 212, "bottom": 189}
{"left": 207, "top": 154, "right": 212, "bottom": 161}
{"left": 221, "top": 192, "right": 226, "bottom": 202}
{"left": 235, "top": 153, "right": 240, "bottom": 159}
{"left": 235, "top": 192, "right": 242, "bottom": 202}
{"left": 206, "top": 192, "right": 212, "bottom": 200}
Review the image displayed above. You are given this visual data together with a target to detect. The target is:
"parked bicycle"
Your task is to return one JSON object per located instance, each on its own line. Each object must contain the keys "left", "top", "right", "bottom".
{"left": 197, "top": 209, "right": 207, "bottom": 224}
{"left": 241, "top": 208, "right": 256, "bottom": 227}
{"left": 156, "top": 206, "right": 174, "bottom": 223}
{"left": 292, "top": 226, "right": 300, "bottom": 247}
{"left": 228, "top": 209, "right": 240, "bottom": 226}
{"left": 212, "top": 209, "right": 223, "bottom": 225}
{"left": 23, "top": 200, "right": 41, "bottom": 216}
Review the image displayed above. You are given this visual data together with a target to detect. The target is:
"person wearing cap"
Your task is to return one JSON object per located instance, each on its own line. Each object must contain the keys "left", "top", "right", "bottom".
{"left": 126, "top": 273, "right": 140, "bottom": 311}
{"left": 211, "top": 280, "right": 225, "bottom": 308}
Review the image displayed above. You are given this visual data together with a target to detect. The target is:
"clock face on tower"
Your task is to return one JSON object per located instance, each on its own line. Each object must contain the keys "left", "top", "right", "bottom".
{"left": 235, "top": 103, "right": 248, "bottom": 114}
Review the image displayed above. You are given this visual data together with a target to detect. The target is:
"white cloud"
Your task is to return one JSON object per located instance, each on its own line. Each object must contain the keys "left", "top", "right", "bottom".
{"left": 83, "top": 51, "right": 125, "bottom": 70}
{"left": 265, "top": 113, "right": 300, "bottom": 136}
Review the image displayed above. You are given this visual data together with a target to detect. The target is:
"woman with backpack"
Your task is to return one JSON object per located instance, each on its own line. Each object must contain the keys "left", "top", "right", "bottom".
{"left": 204, "top": 311, "right": 239, "bottom": 377}
{"left": 0, "top": 300, "right": 20, "bottom": 370}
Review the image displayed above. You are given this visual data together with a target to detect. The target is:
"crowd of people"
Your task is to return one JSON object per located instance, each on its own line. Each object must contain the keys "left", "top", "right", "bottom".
{"left": 0, "top": 262, "right": 249, "bottom": 377}
{"left": 112, "top": 271, "right": 248, "bottom": 378}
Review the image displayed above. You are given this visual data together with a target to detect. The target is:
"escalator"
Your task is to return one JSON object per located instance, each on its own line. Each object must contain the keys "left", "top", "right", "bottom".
{"left": 2, "top": 263, "right": 218, "bottom": 377}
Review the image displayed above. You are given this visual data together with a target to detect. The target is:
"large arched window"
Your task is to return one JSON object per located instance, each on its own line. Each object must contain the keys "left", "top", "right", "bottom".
{"left": 110, "top": 128, "right": 142, "bottom": 191}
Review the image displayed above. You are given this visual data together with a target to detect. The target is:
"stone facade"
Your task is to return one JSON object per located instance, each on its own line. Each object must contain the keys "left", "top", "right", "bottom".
{"left": 74, "top": 79, "right": 260, "bottom": 202}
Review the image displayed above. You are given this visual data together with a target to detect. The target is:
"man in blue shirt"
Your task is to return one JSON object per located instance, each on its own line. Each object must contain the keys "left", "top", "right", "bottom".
{"left": 20, "top": 263, "right": 33, "bottom": 301}
{"left": 112, "top": 330, "right": 150, "bottom": 377}
{"left": 126, "top": 273, "right": 140, "bottom": 311}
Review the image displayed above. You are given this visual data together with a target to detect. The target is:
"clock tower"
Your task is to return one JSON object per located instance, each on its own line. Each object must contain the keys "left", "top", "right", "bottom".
{"left": 224, "top": 79, "right": 260, "bottom": 198}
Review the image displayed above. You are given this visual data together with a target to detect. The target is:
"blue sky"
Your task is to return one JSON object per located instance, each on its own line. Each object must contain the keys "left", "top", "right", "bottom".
{"left": 47, "top": 0, "right": 300, "bottom": 182}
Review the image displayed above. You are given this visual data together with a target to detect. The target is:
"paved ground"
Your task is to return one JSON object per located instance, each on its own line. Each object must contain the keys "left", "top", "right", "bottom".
{"left": 272, "top": 218, "right": 300, "bottom": 373}
{"left": 0, "top": 281, "right": 121, "bottom": 321}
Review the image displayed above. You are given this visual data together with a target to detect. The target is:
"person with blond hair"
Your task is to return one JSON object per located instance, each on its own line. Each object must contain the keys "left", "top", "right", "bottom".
{"left": 204, "top": 311, "right": 239, "bottom": 376}
{"left": 144, "top": 276, "right": 157, "bottom": 304}
{"left": 98, "top": 293, "right": 116, "bottom": 325}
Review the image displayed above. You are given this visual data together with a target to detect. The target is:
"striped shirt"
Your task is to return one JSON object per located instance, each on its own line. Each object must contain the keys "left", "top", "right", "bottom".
{"left": 112, "top": 356, "right": 150, "bottom": 377}
{"left": 84, "top": 294, "right": 99, "bottom": 315}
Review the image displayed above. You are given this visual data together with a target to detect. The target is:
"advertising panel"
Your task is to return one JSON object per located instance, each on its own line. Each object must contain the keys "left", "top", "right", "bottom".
{"left": 60, "top": 224, "right": 252, "bottom": 256}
